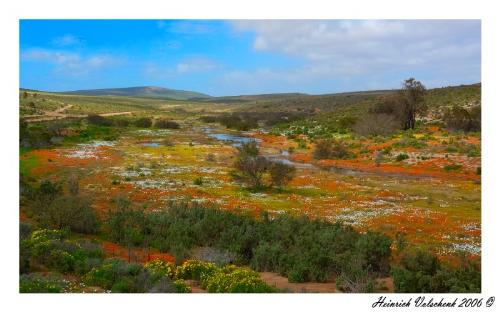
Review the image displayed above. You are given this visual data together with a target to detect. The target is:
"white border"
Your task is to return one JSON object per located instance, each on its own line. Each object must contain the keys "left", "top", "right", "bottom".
{"left": 1, "top": 0, "right": 498, "bottom": 311}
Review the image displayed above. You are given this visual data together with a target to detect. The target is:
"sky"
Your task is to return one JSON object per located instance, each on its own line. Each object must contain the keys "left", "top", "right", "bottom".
{"left": 19, "top": 19, "right": 481, "bottom": 96}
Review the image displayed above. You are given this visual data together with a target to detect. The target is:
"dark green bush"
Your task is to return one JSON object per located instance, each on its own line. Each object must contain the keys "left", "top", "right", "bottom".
{"left": 134, "top": 117, "right": 152, "bottom": 128}
{"left": 313, "top": 138, "right": 350, "bottom": 159}
{"left": 443, "top": 164, "right": 462, "bottom": 171}
{"left": 87, "top": 114, "right": 113, "bottom": 126}
{"left": 395, "top": 153, "right": 409, "bottom": 161}
{"left": 392, "top": 249, "right": 480, "bottom": 293}
{"left": 37, "top": 195, "right": 100, "bottom": 234}
{"left": 154, "top": 119, "right": 180, "bottom": 129}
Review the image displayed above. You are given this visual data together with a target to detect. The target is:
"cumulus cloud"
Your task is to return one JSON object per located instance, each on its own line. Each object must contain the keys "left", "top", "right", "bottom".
{"left": 21, "top": 48, "right": 119, "bottom": 76}
{"left": 228, "top": 20, "right": 480, "bottom": 91}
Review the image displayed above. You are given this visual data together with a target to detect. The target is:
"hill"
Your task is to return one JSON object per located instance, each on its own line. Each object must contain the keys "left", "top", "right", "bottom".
{"left": 63, "top": 86, "right": 212, "bottom": 100}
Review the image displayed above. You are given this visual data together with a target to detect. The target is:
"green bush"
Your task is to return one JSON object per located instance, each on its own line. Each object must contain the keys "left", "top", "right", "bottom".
{"left": 37, "top": 195, "right": 100, "bottom": 234}
{"left": 198, "top": 264, "right": 275, "bottom": 293}
{"left": 391, "top": 249, "right": 480, "bottom": 293}
{"left": 134, "top": 117, "right": 152, "bottom": 128}
{"left": 176, "top": 260, "right": 218, "bottom": 280}
{"left": 144, "top": 259, "right": 175, "bottom": 279}
{"left": 20, "top": 273, "right": 67, "bottom": 293}
{"left": 154, "top": 119, "right": 180, "bottom": 129}
{"left": 85, "top": 258, "right": 152, "bottom": 292}
{"left": 173, "top": 279, "right": 192, "bottom": 293}
{"left": 443, "top": 164, "right": 462, "bottom": 171}
{"left": 313, "top": 138, "right": 350, "bottom": 160}
{"left": 395, "top": 153, "right": 409, "bottom": 161}
{"left": 87, "top": 114, "right": 113, "bottom": 126}
{"left": 21, "top": 229, "right": 105, "bottom": 275}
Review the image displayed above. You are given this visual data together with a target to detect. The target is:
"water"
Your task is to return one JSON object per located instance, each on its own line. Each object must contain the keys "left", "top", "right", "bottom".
{"left": 139, "top": 142, "right": 161, "bottom": 147}
{"left": 207, "top": 132, "right": 261, "bottom": 146}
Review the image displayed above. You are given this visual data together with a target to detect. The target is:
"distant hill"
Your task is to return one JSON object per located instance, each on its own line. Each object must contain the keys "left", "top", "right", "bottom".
{"left": 63, "top": 86, "right": 212, "bottom": 100}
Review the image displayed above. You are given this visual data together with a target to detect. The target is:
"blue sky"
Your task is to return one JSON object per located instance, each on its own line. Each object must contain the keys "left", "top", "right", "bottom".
{"left": 20, "top": 20, "right": 481, "bottom": 96}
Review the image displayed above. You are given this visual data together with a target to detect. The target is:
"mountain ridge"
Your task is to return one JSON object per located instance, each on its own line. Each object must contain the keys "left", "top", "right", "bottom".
{"left": 62, "top": 86, "right": 212, "bottom": 100}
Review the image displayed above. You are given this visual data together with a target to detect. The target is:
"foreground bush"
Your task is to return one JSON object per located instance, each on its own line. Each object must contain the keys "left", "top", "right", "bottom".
{"left": 38, "top": 195, "right": 100, "bottom": 234}
{"left": 106, "top": 202, "right": 392, "bottom": 284}
{"left": 20, "top": 273, "right": 67, "bottom": 293}
{"left": 21, "top": 229, "right": 105, "bottom": 275}
{"left": 392, "top": 249, "right": 480, "bottom": 293}
{"left": 85, "top": 258, "right": 180, "bottom": 293}
{"left": 176, "top": 260, "right": 274, "bottom": 293}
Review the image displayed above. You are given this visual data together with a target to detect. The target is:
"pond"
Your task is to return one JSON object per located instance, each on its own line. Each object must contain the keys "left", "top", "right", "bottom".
{"left": 205, "top": 129, "right": 261, "bottom": 146}
{"left": 138, "top": 142, "right": 161, "bottom": 147}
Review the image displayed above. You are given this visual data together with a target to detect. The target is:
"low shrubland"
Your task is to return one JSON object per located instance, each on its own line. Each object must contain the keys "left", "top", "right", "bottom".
{"left": 105, "top": 201, "right": 392, "bottom": 285}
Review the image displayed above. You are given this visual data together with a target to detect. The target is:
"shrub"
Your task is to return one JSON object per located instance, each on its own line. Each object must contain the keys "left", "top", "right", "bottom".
{"left": 355, "top": 231, "right": 392, "bottom": 273}
{"left": 114, "top": 118, "right": 130, "bottom": 127}
{"left": 173, "top": 279, "right": 192, "bottom": 293}
{"left": 154, "top": 119, "right": 180, "bottom": 129}
{"left": 313, "top": 138, "right": 350, "bottom": 159}
{"left": 443, "top": 164, "right": 462, "bottom": 171}
{"left": 395, "top": 153, "right": 409, "bottom": 162}
{"left": 476, "top": 167, "right": 481, "bottom": 175}
{"left": 269, "top": 162, "right": 296, "bottom": 188}
{"left": 144, "top": 259, "right": 175, "bottom": 279}
{"left": 353, "top": 113, "right": 400, "bottom": 136}
{"left": 336, "top": 257, "right": 375, "bottom": 293}
{"left": 20, "top": 273, "right": 67, "bottom": 293}
{"left": 21, "top": 229, "right": 105, "bottom": 275}
{"left": 37, "top": 195, "right": 100, "bottom": 234}
{"left": 443, "top": 106, "right": 481, "bottom": 132}
{"left": 193, "top": 177, "right": 203, "bottom": 186}
{"left": 206, "top": 153, "right": 216, "bottom": 162}
{"left": 392, "top": 249, "right": 480, "bottom": 293}
{"left": 198, "top": 264, "right": 275, "bottom": 293}
{"left": 176, "top": 260, "right": 218, "bottom": 280}
{"left": 84, "top": 258, "right": 177, "bottom": 293}
{"left": 87, "top": 114, "right": 113, "bottom": 126}
{"left": 134, "top": 117, "right": 152, "bottom": 128}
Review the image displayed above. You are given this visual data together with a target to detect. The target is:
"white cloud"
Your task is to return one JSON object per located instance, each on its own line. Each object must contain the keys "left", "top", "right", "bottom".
{"left": 144, "top": 57, "right": 220, "bottom": 78}
{"left": 229, "top": 20, "right": 480, "bottom": 89}
{"left": 21, "top": 48, "right": 119, "bottom": 76}
{"left": 52, "top": 34, "right": 82, "bottom": 47}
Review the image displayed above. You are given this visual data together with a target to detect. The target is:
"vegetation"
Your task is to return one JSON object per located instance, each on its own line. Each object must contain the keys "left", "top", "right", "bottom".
{"left": 104, "top": 201, "right": 392, "bottom": 284}
{"left": 134, "top": 117, "right": 152, "bottom": 128}
{"left": 154, "top": 118, "right": 180, "bottom": 129}
{"left": 443, "top": 105, "right": 481, "bottom": 132}
{"left": 392, "top": 249, "right": 480, "bottom": 293}
{"left": 313, "top": 138, "right": 351, "bottom": 160}
{"left": 18, "top": 80, "right": 481, "bottom": 293}
{"left": 231, "top": 141, "right": 295, "bottom": 189}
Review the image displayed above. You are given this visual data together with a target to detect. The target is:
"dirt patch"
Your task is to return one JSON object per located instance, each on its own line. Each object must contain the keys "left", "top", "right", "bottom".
{"left": 259, "top": 272, "right": 338, "bottom": 293}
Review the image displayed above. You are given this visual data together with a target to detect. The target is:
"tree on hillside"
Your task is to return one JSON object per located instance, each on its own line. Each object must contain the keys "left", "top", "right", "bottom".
{"left": 400, "top": 78, "right": 426, "bottom": 130}
{"left": 370, "top": 78, "right": 427, "bottom": 131}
